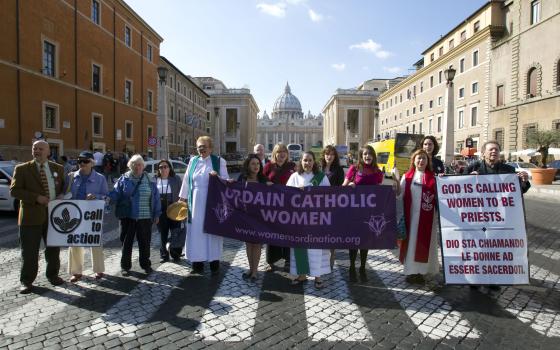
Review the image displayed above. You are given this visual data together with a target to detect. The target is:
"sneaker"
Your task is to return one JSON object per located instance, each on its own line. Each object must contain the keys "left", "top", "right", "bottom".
{"left": 70, "top": 274, "right": 82, "bottom": 283}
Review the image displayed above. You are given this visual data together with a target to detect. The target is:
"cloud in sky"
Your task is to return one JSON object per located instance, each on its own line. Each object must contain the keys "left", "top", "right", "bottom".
{"left": 383, "top": 66, "right": 403, "bottom": 74}
{"left": 349, "top": 39, "right": 392, "bottom": 59}
{"left": 256, "top": 3, "right": 287, "bottom": 18}
{"left": 308, "top": 9, "right": 324, "bottom": 22}
{"left": 331, "top": 63, "right": 346, "bottom": 71}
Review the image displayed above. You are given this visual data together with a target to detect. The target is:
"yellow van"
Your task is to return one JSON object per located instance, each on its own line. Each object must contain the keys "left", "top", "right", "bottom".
{"left": 370, "top": 133, "right": 424, "bottom": 177}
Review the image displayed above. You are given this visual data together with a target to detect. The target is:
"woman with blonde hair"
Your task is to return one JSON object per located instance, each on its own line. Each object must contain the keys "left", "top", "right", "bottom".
{"left": 397, "top": 149, "right": 439, "bottom": 284}
{"left": 262, "top": 143, "right": 296, "bottom": 272}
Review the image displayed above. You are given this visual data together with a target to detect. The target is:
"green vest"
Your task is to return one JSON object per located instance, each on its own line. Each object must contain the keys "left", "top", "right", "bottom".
{"left": 187, "top": 155, "right": 221, "bottom": 223}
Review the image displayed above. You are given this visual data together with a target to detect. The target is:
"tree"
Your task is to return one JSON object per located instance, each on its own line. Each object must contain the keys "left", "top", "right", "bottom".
{"left": 527, "top": 129, "right": 560, "bottom": 168}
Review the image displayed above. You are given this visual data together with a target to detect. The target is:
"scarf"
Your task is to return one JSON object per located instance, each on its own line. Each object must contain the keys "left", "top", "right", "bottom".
{"left": 187, "top": 154, "right": 220, "bottom": 223}
{"left": 399, "top": 168, "right": 436, "bottom": 264}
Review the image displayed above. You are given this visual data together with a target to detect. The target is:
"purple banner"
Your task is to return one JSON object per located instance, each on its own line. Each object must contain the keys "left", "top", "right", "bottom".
{"left": 203, "top": 176, "right": 397, "bottom": 249}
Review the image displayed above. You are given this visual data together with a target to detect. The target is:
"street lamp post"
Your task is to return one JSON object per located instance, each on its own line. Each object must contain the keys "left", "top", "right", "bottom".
{"left": 441, "top": 65, "right": 456, "bottom": 165}
{"left": 156, "top": 66, "right": 169, "bottom": 159}
{"left": 214, "top": 107, "right": 220, "bottom": 156}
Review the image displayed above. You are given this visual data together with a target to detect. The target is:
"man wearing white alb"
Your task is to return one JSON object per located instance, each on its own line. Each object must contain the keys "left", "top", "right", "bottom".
{"left": 179, "top": 136, "right": 229, "bottom": 275}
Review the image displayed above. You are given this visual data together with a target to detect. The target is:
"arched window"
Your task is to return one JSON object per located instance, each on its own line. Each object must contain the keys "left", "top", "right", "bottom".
{"left": 527, "top": 67, "right": 537, "bottom": 97}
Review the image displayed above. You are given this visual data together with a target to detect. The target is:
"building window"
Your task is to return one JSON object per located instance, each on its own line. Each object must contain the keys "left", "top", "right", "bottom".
{"left": 419, "top": 122, "right": 423, "bottom": 134}
{"left": 458, "top": 87, "right": 465, "bottom": 99}
{"left": 147, "top": 125, "right": 153, "bottom": 138}
{"left": 430, "top": 76, "right": 434, "bottom": 88}
{"left": 471, "top": 106, "right": 478, "bottom": 126}
{"left": 458, "top": 109, "right": 464, "bottom": 128}
{"left": 92, "top": 64, "right": 101, "bottom": 93}
{"left": 92, "top": 114, "right": 103, "bottom": 137}
{"left": 92, "top": 0, "right": 100, "bottom": 25}
{"left": 439, "top": 46, "right": 444, "bottom": 57}
{"left": 429, "top": 100, "right": 433, "bottom": 109}
{"left": 438, "top": 96, "right": 443, "bottom": 106}
{"left": 43, "top": 102, "right": 59, "bottom": 132}
{"left": 497, "top": 84, "right": 505, "bottom": 106}
{"left": 460, "top": 58, "right": 465, "bottom": 73}
{"left": 125, "top": 121, "right": 133, "bottom": 140}
{"left": 473, "top": 50, "right": 479, "bottom": 67}
{"left": 124, "top": 26, "right": 131, "bottom": 47}
{"left": 430, "top": 53, "right": 434, "bottom": 62}
{"left": 420, "top": 81, "right": 424, "bottom": 93}
{"left": 527, "top": 67, "right": 537, "bottom": 97}
{"left": 412, "top": 124, "right": 416, "bottom": 134}
{"left": 531, "top": 1, "right": 541, "bottom": 25}
{"left": 43, "top": 40, "right": 56, "bottom": 77}
{"left": 147, "top": 45, "right": 153, "bottom": 62}
{"left": 412, "top": 107, "right": 416, "bottom": 115}
{"left": 437, "top": 116, "right": 442, "bottom": 132}
{"left": 419, "top": 104, "right": 423, "bottom": 112}
{"left": 124, "top": 80, "right": 132, "bottom": 104}
{"left": 449, "top": 39, "right": 454, "bottom": 49}
{"left": 472, "top": 82, "right": 479, "bottom": 95}
{"left": 170, "top": 105, "right": 174, "bottom": 120}
{"left": 438, "top": 71, "right": 443, "bottom": 84}
{"left": 460, "top": 30, "right": 467, "bottom": 42}
{"left": 147, "top": 90, "right": 153, "bottom": 111}
{"left": 473, "top": 20, "right": 480, "bottom": 33}
{"left": 494, "top": 129, "right": 504, "bottom": 148}
{"left": 429, "top": 119, "right": 433, "bottom": 134}
{"left": 406, "top": 109, "right": 409, "bottom": 117}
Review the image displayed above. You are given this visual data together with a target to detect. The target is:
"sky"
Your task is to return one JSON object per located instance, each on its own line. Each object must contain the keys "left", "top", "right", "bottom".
{"left": 128, "top": 0, "right": 486, "bottom": 115}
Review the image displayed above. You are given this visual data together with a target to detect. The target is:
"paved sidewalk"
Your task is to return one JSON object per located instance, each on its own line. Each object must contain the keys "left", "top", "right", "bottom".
{"left": 0, "top": 197, "right": 558, "bottom": 349}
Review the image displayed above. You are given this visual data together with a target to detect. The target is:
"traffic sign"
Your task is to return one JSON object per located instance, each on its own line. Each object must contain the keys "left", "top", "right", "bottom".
{"left": 147, "top": 136, "right": 157, "bottom": 146}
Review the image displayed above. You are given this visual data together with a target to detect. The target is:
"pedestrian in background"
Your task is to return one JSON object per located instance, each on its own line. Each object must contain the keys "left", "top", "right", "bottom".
{"left": 60, "top": 155, "right": 73, "bottom": 176}
{"left": 66, "top": 151, "right": 108, "bottom": 282}
{"left": 253, "top": 144, "right": 270, "bottom": 168}
{"left": 321, "top": 145, "right": 345, "bottom": 270}
{"left": 286, "top": 151, "right": 331, "bottom": 289}
{"left": 262, "top": 143, "right": 296, "bottom": 272}
{"left": 109, "top": 154, "right": 161, "bottom": 275}
{"left": 10, "top": 140, "right": 66, "bottom": 294}
{"left": 178, "top": 136, "right": 229, "bottom": 275}
{"left": 342, "top": 145, "right": 384, "bottom": 283}
{"left": 397, "top": 149, "right": 438, "bottom": 285}
{"left": 237, "top": 153, "right": 268, "bottom": 281}
{"left": 421, "top": 136, "right": 445, "bottom": 175}
{"left": 93, "top": 149, "right": 104, "bottom": 174}
{"left": 155, "top": 159, "right": 182, "bottom": 263}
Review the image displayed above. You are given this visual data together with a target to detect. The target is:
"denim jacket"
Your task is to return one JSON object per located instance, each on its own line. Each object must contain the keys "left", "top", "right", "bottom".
{"left": 67, "top": 170, "right": 108, "bottom": 200}
{"left": 108, "top": 171, "right": 161, "bottom": 219}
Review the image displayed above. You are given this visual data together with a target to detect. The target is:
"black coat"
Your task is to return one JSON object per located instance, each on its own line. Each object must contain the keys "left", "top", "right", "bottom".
{"left": 464, "top": 160, "right": 531, "bottom": 193}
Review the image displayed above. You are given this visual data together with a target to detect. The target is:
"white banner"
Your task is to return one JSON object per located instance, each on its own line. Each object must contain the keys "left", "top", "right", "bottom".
{"left": 47, "top": 200, "right": 105, "bottom": 247}
{"left": 436, "top": 174, "right": 529, "bottom": 285}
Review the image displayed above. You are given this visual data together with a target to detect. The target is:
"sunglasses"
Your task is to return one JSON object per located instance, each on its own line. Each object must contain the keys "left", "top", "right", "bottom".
{"left": 158, "top": 165, "right": 169, "bottom": 169}
{"left": 78, "top": 159, "right": 91, "bottom": 164}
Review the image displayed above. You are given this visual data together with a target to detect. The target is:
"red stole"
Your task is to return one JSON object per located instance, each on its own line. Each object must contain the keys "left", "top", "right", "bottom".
{"left": 399, "top": 168, "right": 436, "bottom": 264}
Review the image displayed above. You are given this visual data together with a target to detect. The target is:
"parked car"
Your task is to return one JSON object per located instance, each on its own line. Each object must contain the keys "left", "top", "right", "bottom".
{"left": 143, "top": 159, "right": 188, "bottom": 180}
{"left": 506, "top": 162, "right": 538, "bottom": 179}
{"left": 222, "top": 152, "right": 244, "bottom": 173}
{"left": 548, "top": 160, "right": 560, "bottom": 180}
{"left": 0, "top": 162, "right": 19, "bottom": 212}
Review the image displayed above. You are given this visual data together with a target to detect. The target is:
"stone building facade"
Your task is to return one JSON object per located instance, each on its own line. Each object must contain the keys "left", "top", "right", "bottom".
{"left": 0, "top": 0, "right": 162, "bottom": 160}
{"left": 157, "top": 56, "right": 209, "bottom": 158}
{"left": 257, "top": 83, "right": 323, "bottom": 152}
{"left": 194, "top": 77, "right": 259, "bottom": 156}
{"left": 378, "top": 1, "right": 504, "bottom": 157}
{"left": 489, "top": 0, "right": 560, "bottom": 155}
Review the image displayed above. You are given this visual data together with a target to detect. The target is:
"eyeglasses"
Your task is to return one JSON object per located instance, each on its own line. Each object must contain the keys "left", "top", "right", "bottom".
{"left": 158, "top": 165, "right": 169, "bottom": 169}
{"left": 78, "top": 159, "right": 91, "bottom": 164}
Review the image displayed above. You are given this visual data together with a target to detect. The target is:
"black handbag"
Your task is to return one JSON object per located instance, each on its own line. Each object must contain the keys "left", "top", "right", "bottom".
{"left": 115, "top": 173, "right": 144, "bottom": 219}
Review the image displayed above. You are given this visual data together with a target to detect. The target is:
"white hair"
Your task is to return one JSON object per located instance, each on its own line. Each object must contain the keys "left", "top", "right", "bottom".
{"left": 127, "top": 154, "right": 144, "bottom": 170}
{"left": 254, "top": 144, "right": 264, "bottom": 152}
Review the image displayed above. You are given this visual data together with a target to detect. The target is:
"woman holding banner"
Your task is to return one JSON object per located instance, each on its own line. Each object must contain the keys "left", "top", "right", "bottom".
{"left": 398, "top": 149, "right": 439, "bottom": 284}
{"left": 178, "top": 136, "right": 229, "bottom": 275}
{"left": 321, "top": 145, "right": 345, "bottom": 270}
{"left": 262, "top": 143, "right": 296, "bottom": 272}
{"left": 286, "top": 151, "right": 331, "bottom": 289}
{"left": 237, "top": 154, "right": 268, "bottom": 281}
{"left": 66, "top": 151, "right": 108, "bottom": 282}
{"left": 342, "top": 145, "right": 385, "bottom": 282}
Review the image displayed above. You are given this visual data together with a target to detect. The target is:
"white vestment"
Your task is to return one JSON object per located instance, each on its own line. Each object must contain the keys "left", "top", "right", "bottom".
{"left": 179, "top": 156, "right": 229, "bottom": 262}
{"left": 286, "top": 172, "right": 331, "bottom": 277}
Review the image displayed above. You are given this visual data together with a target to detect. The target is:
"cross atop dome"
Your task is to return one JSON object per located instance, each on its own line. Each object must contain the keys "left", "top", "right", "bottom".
{"left": 285, "top": 81, "right": 291, "bottom": 94}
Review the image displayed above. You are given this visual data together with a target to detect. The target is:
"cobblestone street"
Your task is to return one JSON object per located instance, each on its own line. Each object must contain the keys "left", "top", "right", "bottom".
{"left": 0, "top": 195, "right": 558, "bottom": 349}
